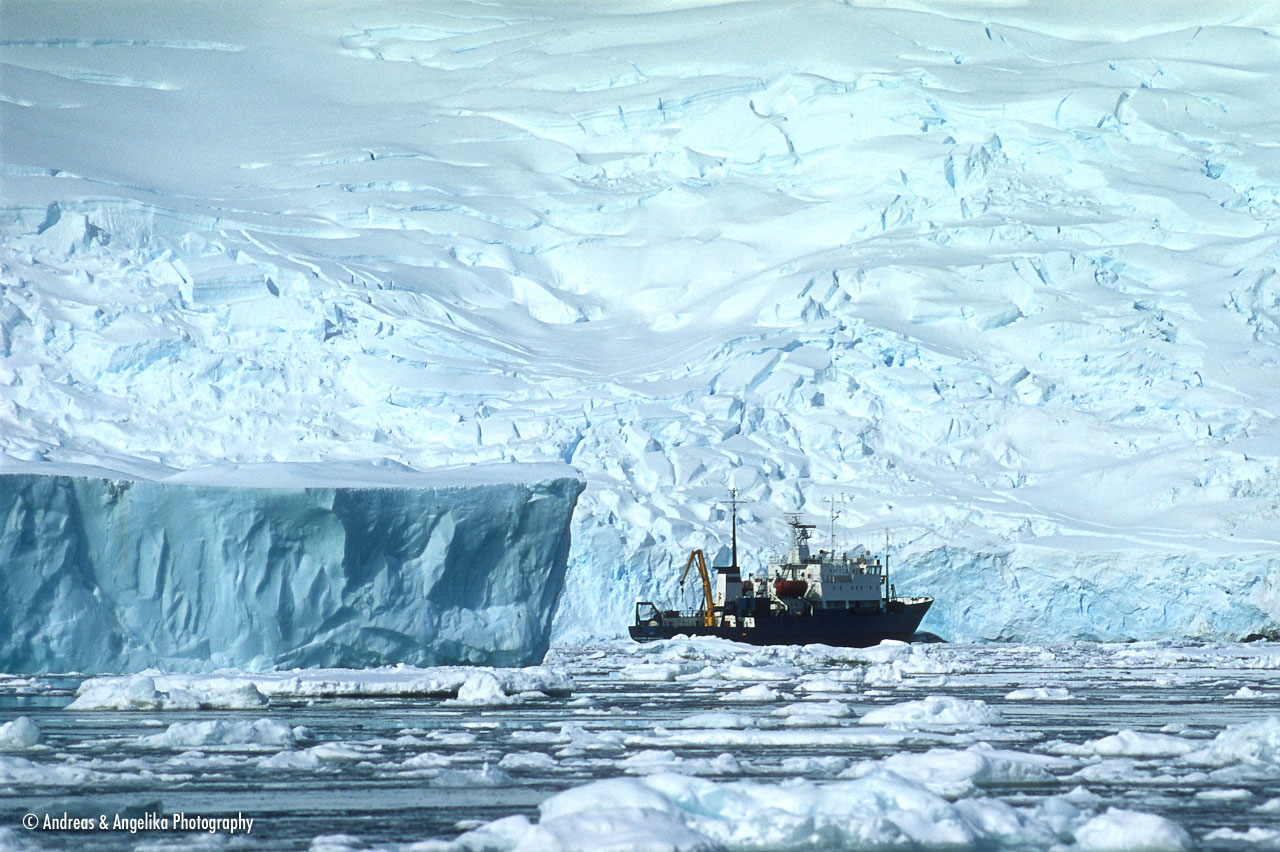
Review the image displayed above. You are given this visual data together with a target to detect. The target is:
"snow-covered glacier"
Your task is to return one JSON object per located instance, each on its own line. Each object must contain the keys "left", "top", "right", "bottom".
{"left": 3, "top": 0, "right": 1280, "bottom": 644}
{"left": 0, "top": 461, "right": 582, "bottom": 673}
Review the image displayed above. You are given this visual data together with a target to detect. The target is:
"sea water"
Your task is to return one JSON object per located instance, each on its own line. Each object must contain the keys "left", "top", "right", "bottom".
{"left": 2, "top": 639, "right": 1279, "bottom": 850}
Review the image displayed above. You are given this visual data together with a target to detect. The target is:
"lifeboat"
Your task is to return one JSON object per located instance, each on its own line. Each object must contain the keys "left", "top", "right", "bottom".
{"left": 774, "top": 579, "right": 807, "bottom": 598}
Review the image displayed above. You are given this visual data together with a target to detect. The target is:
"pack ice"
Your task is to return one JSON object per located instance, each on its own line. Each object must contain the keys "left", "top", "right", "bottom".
{"left": 3, "top": 0, "right": 1280, "bottom": 643}
{"left": 0, "top": 460, "right": 582, "bottom": 673}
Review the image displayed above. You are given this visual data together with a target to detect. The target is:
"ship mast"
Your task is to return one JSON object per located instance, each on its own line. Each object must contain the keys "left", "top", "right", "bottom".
{"left": 825, "top": 493, "right": 845, "bottom": 557}
{"left": 729, "top": 488, "right": 739, "bottom": 570}
{"left": 884, "top": 528, "right": 890, "bottom": 606}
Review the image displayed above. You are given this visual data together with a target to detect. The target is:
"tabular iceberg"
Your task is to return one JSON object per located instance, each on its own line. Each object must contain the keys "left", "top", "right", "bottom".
{"left": 0, "top": 461, "right": 583, "bottom": 673}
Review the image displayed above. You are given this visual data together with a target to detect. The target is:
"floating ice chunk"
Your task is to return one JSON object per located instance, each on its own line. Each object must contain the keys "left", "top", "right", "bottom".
{"left": 618, "top": 663, "right": 688, "bottom": 682}
{"left": 140, "top": 719, "right": 298, "bottom": 748}
{"left": 1195, "top": 788, "right": 1251, "bottom": 801}
{"left": 446, "top": 768, "right": 1085, "bottom": 851}
{"left": 537, "top": 776, "right": 686, "bottom": 822}
{"left": 520, "top": 723, "right": 626, "bottom": 755}
{"left": 1073, "top": 807, "right": 1191, "bottom": 851}
{"left": 431, "top": 765, "right": 514, "bottom": 788}
{"left": 721, "top": 664, "right": 795, "bottom": 682}
{"left": 864, "top": 648, "right": 954, "bottom": 685}
{"left": 1062, "top": 786, "right": 1105, "bottom": 806}
{"left": 447, "top": 672, "right": 517, "bottom": 706}
{"left": 779, "top": 755, "right": 848, "bottom": 776}
{"left": 674, "top": 665, "right": 720, "bottom": 683}
{"left": 1070, "top": 759, "right": 1161, "bottom": 785}
{"left": 1030, "top": 792, "right": 1091, "bottom": 839}
{"left": 319, "top": 742, "right": 381, "bottom": 761}
{"left": 654, "top": 636, "right": 759, "bottom": 661}
{"left": 720, "top": 684, "right": 779, "bottom": 703}
{"left": 402, "top": 752, "right": 454, "bottom": 770}
{"left": 498, "top": 752, "right": 557, "bottom": 772}
{"left": 0, "top": 717, "right": 40, "bottom": 750}
{"left": 797, "top": 675, "right": 855, "bottom": 693}
{"left": 1204, "top": 826, "right": 1280, "bottom": 846}
{"left": 208, "top": 683, "right": 270, "bottom": 709}
{"left": 68, "top": 675, "right": 200, "bottom": 711}
{"left": 870, "top": 746, "right": 1059, "bottom": 797}
{"left": 308, "top": 835, "right": 365, "bottom": 852}
{"left": 1187, "top": 716, "right": 1280, "bottom": 767}
{"left": 620, "top": 749, "right": 684, "bottom": 773}
{"left": 1005, "top": 687, "right": 1074, "bottom": 701}
{"left": 1231, "top": 686, "right": 1264, "bottom": 698}
{"left": 257, "top": 750, "right": 322, "bottom": 771}
{"left": 0, "top": 755, "right": 104, "bottom": 786}
{"left": 484, "top": 808, "right": 716, "bottom": 852}
{"left": 668, "top": 711, "right": 754, "bottom": 729}
{"left": 769, "top": 700, "right": 851, "bottom": 727}
{"left": 859, "top": 696, "right": 1005, "bottom": 728}
{"left": 952, "top": 797, "right": 1059, "bottom": 848}
{"left": 68, "top": 675, "right": 266, "bottom": 711}
{"left": 1078, "top": 730, "right": 1198, "bottom": 758}
{"left": 848, "top": 640, "right": 914, "bottom": 664}
{"left": 72, "top": 666, "right": 571, "bottom": 706}
{"left": 771, "top": 699, "right": 850, "bottom": 718}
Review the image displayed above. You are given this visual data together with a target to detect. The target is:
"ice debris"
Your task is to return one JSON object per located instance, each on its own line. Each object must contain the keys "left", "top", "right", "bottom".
{"left": 69, "top": 666, "right": 573, "bottom": 710}
{"left": 859, "top": 696, "right": 1005, "bottom": 728}
{"left": 1073, "top": 808, "right": 1191, "bottom": 851}
{"left": 0, "top": 718, "right": 40, "bottom": 750}
{"left": 440, "top": 770, "right": 1185, "bottom": 851}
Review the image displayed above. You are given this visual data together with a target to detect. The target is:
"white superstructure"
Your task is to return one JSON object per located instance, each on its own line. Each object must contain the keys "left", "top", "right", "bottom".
{"left": 715, "top": 515, "right": 888, "bottom": 615}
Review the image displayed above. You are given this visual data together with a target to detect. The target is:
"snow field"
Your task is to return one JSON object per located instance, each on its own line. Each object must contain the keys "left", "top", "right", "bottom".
{"left": 3, "top": 0, "right": 1280, "bottom": 644}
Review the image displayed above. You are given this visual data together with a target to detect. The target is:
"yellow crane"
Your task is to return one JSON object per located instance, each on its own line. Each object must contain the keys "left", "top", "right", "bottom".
{"left": 680, "top": 549, "right": 716, "bottom": 627}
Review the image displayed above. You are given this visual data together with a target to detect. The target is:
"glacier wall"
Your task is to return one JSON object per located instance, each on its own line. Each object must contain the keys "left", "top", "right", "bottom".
{"left": 901, "top": 545, "right": 1280, "bottom": 643}
{"left": 3, "top": 0, "right": 1280, "bottom": 644}
{"left": 0, "top": 462, "right": 583, "bottom": 674}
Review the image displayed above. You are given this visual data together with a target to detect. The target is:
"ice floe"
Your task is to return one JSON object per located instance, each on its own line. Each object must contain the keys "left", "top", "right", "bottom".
{"left": 1072, "top": 808, "right": 1191, "bottom": 851}
{"left": 1004, "top": 687, "right": 1074, "bottom": 701}
{"left": 0, "top": 717, "right": 40, "bottom": 750}
{"left": 858, "top": 696, "right": 1005, "bottom": 729}
{"left": 139, "top": 719, "right": 302, "bottom": 749}
{"left": 440, "top": 769, "right": 1185, "bottom": 851}
{"left": 68, "top": 665, "right": 572, "bottom": 709}
{"left": 1062, "top": 730, "right": 1198, "bottom": 759}
{"left": 851, "top": 746, "right": 1063, "bottom": 798}
{"left": 720, "top": 684, "right": 781, "bottom": 703}
{"left": 1186, "top": 716, "right": 1280, "bottom": 767}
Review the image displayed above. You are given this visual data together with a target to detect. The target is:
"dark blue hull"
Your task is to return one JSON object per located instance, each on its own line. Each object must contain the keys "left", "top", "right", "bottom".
{"left": 629, "top": 598, "right": 933, "bottom": 647}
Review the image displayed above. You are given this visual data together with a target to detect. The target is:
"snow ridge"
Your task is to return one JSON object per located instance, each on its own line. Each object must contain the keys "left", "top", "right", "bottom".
{"left": 2, "top": 0, "right": 1279, "bottom": 641}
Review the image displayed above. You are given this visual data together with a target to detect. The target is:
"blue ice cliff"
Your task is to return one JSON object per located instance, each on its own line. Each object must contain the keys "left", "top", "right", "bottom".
{"left": 0, "top": 461, "right": 583, "bottom": 674}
